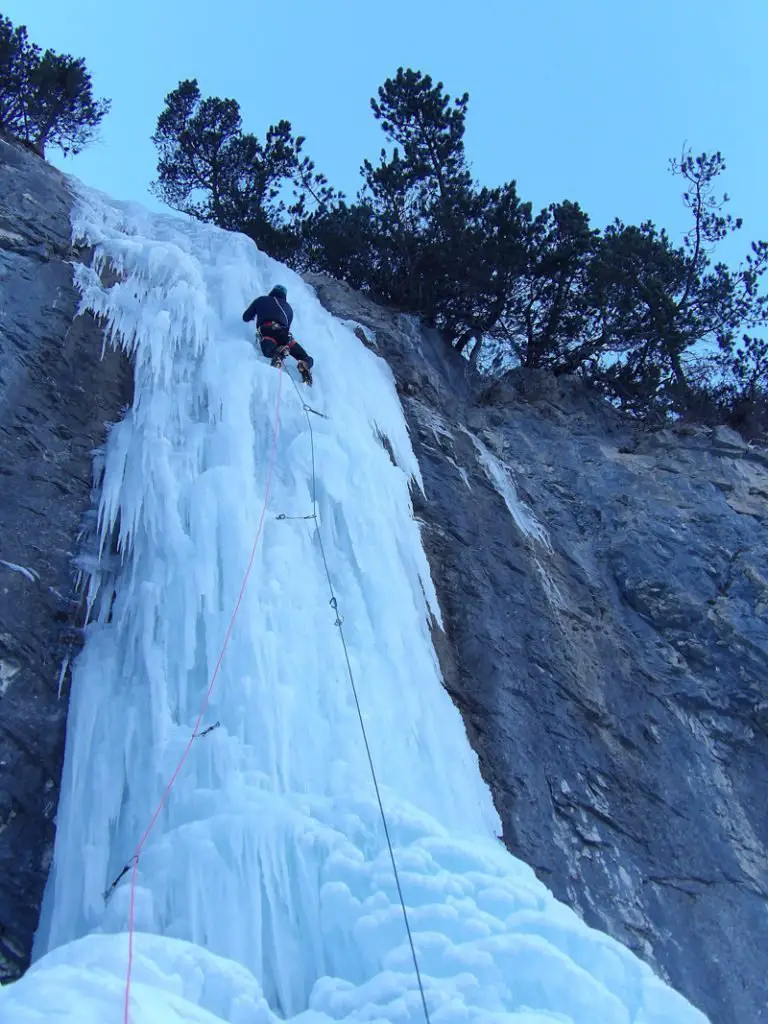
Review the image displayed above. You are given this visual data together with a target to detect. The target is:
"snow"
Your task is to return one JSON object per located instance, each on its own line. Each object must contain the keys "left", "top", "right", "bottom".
{"left": 0, "top": 181, "right": 709, "bottom": 1024}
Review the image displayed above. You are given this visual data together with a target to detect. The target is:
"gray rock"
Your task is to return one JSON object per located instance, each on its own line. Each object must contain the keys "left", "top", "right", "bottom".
{"left": 1, "top": 140, "right": 765, "bottom": 1024}
{"left": 0, "top": 134, "right": 131, "bottom": 980}
{"left": 306, "top": 271, "right": 768, "bottom": 1024}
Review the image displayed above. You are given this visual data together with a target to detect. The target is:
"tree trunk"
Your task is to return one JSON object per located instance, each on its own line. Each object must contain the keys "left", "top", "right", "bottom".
{"left": 468, "top": 332, "right": 483, "bottom": 369}
{"left": 669, "top": 349, "right": 691, "bottom": 408}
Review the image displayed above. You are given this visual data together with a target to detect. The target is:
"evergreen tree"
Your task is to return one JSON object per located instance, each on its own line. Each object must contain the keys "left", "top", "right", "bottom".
{"left": 497, "top": 199, "right": 600, "bottom": 370}
{"left": 438, "top": 181, "right": 529, "bottom": 358}
{"left": 148, "top": 66, "right": 767, "bottom": 437}
{"left": 0, "top": 14, "right": 109, "bottom": 155}
{"left": 151, "top": 79, "right": 337, "bottom": 264}
{"left": 367, "top": 66, "right": 471, "bottom": 207}
{"left": 306, "top": 68, "right": 530, "bottom": 357}
{"left": 356, "top": 68, "right": 473, "bottom": 312}
{"left": 589, "top": 151, "right": 768, "bottom": 416}
{"left": 700, "top": 334, "right": 768, "bottom": 439}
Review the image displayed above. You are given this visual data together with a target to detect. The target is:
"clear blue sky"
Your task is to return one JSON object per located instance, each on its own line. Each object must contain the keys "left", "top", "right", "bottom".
{"left": 6, "top": 0, "right": 767, "bottom": 260}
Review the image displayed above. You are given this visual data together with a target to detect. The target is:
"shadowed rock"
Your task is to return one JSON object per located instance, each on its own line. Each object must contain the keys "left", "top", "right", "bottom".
{"left": 306, "top": 270, "right": 768, "bottom": 1024}
{"left": 0, "top": 134, "right": 131, "bottom": 980}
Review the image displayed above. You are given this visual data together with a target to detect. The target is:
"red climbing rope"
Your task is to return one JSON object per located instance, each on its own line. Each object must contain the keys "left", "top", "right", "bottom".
{"left": 123, "top": 367, "right": 284, "bottom": 1024}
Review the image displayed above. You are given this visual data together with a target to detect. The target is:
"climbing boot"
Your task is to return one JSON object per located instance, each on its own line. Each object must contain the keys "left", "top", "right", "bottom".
{"left": 297, "top": 360, "right": 313, "bottom": 386}
{"left": 270, "top": 345, "right": 290, "bottom": 368}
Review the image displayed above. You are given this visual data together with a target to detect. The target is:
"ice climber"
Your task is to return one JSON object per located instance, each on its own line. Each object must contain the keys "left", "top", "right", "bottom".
{"left": 243, "top": 284, "right": 314, "bottom": 385}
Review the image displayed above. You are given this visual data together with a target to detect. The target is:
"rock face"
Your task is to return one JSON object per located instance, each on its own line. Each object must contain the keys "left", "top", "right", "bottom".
{"left": 1, "top": 140, "right": 766, "bottom": 1024}
{"left": 0, "top": 136, "right": 131, "bottom": 979}
{"left": 306, "top": 272, "right": 768, "bottom": 1024}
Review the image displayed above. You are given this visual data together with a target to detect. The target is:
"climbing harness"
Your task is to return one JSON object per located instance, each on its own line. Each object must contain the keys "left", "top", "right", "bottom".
{"left": 278, "top": 373, "right": 432, "bottom": 1024}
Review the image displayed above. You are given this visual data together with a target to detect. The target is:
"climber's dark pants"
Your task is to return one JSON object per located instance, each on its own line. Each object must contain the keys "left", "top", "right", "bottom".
{"left": 258, "top": 325, "right": 314, "bottom": 367}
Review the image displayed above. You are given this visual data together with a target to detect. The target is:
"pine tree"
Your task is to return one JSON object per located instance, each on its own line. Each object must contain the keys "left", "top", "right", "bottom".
{"left": 0, "top": 15, "right": 109, "bottom": 156}
{"left": 496, "top": 200, "right": 600, "bottom": 370}
{"left": 589, "top": 151, "right": 768, "bottom": 417}
{"left": 147, "top": 66, "right": 767, "bottom": 437}
{"left": 306, "top": 67, "right": 531, "bottom": 356}
{"left": 357, "top": 68, "right": 474, "bottom": 313}
{"left": 151, "top": 79, "right": 337, "bottom": 264}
